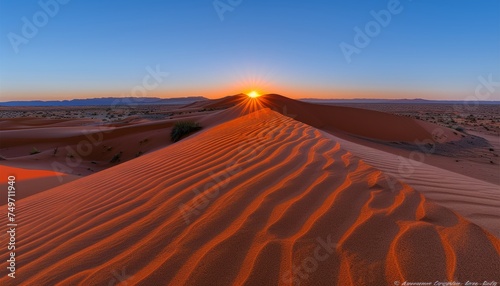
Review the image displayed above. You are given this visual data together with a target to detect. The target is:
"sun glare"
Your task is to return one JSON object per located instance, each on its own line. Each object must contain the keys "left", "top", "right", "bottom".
{"left": 247, "top": 91, "right": 261, "bottom": 98}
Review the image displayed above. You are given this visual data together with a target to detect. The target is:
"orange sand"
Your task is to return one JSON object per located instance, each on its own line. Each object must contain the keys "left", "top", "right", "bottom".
{"left": 1, "top": 108, "right": 498, "bottom": 285}
{"left": 0, "top": 165, "right": 73, "bottom": 183}
{"left": 0, "top": 165, "right": 80, "bottom": 205}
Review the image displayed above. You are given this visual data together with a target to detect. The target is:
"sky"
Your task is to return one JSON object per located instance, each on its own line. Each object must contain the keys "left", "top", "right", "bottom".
{"left": 1, "top": 0, "right": 499, "bottom": 101}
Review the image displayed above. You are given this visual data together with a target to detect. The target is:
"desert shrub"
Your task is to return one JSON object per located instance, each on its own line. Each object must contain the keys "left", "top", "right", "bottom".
{"left": 110, "top": 152, "right": 123, "bottom": 163}
{"left": 171, "top": 121, "right": 202, "bottom": 142}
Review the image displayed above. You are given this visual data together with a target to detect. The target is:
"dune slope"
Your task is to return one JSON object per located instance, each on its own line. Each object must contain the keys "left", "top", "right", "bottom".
{"left": 0, "top": 165, "right": 80, "bottom": 205}
{"left": 1, "top": 109, "right": 498, "bottom": 285}
{"left": 326, "top": 134, "right": 500, "bottom": 238}
{"left": 201, "top": 94, "right": 462, "bottom": 142}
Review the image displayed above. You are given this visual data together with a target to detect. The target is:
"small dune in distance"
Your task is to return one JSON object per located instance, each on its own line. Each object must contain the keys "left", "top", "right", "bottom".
{"left": 0, "top": 93, "right": 499, "bottom": 285}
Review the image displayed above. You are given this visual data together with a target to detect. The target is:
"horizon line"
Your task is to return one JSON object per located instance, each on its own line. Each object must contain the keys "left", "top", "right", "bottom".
{"left": 1, "top": 95, "right": 500, "bottom": 104}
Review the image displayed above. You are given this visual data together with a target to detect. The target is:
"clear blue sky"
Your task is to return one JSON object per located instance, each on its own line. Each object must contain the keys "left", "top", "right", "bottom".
{"left": 1, "top": 0, "right": 499, "bottom": 100}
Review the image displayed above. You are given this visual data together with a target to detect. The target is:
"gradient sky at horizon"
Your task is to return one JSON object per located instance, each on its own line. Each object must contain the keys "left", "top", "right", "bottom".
{"left": 1, "top": 0, "right": 499, "bottom": 101}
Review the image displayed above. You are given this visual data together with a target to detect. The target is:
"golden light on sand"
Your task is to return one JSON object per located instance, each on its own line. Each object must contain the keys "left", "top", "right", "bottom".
{"left": 247, "top": 91, "right": 261, "bottom": 98}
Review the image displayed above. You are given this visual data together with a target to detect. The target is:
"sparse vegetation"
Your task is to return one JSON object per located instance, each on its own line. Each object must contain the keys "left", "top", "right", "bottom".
{"left": 30, "top": 147, "right": 41, "bottom": 155}
{"left": 171, "top": 121, "right": 202, "bottom": 142}
{"left": 110, "top": 152, "right": 123, "bottom": 163}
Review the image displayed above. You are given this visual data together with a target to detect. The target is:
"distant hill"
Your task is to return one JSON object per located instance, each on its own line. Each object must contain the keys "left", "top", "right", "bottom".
{"left": 0, "top": 96, "right": 208, "bottom": 107}
{"left": 300, "top": 98, "right": 500, "bottom": 104}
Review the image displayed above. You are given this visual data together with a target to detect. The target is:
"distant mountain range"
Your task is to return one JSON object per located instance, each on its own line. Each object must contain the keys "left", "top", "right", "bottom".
{"left": 300, "top": 98, "right": 500, "bottom": 104}
{"left": 0, "top": 96, "right": 208, "bottom": 107}
{"left": 1, "top": 96, "right": 498, "bottom": 107}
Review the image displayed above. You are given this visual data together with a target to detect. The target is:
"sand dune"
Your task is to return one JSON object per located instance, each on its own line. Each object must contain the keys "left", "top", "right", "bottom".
{"left": 0, "top": 166, "right": 80, "bottom": 205}
{"left": 2, "top": 109, "right": 498, "bottom": 285}
{"left": 0, "top": 94, "right": 470, "bottom": 179}
{"left": 0, "top": 116, "right": 203, "bottom": 176}
{"left": 204, "top": 94, "right": 496, "bottom": 183}
{"left": 201, "top": 94, "right": 462, "bottom": 143}
{"left": 327, "top": 134, "right": 500, "bottom": 237}
{"left": 0, "top": 117, "right": 99, "bottom": 131}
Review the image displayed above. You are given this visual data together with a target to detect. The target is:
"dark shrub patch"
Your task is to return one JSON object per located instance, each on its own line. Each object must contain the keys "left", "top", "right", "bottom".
{"left": 171, "top": 121, "right": 202, "bottom": 142}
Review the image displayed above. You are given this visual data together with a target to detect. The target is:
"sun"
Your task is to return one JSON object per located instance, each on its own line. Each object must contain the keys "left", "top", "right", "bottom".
{"left": 247, "top": 91, "right": 261, "bottom": 98}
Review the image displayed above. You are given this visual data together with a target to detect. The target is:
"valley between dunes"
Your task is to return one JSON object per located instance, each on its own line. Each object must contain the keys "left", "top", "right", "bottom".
{"left": 0, "top": 95, "right": 499, "bottom": 285}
